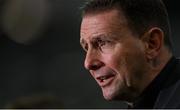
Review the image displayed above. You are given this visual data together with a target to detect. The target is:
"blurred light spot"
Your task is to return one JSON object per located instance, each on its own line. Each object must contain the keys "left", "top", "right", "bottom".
{"left": 1, "top": 0, "right": 50, "bottom": 44}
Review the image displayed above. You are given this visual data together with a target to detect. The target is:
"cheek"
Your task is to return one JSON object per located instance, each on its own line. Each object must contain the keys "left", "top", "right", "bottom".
{"left": 123, "top": 50, "right": 148, "bottom": 87}
{"left": 105, "top": 53, "right": 128, "bottom": 81}
{"left": 107, "top": 49, "right": 147, "bottom": 86}
{"left": 114, "top": 56, "right": 129, "bottom": 85}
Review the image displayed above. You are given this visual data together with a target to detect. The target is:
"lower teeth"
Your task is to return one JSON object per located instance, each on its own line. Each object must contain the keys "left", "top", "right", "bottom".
{"left": 101, "top": 79, "right": 105, "bottom": 82}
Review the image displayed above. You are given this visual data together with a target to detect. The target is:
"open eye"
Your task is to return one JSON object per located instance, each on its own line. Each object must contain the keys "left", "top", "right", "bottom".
{"left": 80, "top": 40, "right": 88, "bottom": 52}
{"left": 96, "top": 39, "right": 113, "bottom": 53}
{"left": 97, "top": 39, "right": 106, "bottom": 47}
{"left": 82, "top": 43, "right": 88, "bottom": 52}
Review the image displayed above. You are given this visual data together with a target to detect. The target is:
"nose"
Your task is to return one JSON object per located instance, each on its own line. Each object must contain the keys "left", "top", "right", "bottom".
{"left": 84, "top": 49, "right": 104, "bottom": 70}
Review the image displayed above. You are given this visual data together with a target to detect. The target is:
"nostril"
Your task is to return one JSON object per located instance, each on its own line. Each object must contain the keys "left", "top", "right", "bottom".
{"left": 88, "top": 61, "right": 103, "bottom": 70}
{"left": 91, "top": 64, "right": 100, "bottom": 70}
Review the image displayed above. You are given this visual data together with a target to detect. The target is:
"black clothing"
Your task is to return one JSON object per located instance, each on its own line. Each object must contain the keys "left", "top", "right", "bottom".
{"left": 131, "top": 56, "right": 180, "bottom": 109}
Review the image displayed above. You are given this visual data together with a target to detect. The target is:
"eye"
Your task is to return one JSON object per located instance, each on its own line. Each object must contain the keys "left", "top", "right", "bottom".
{"left": 97, "top": 39, "right": 110, "bottom": 47}
{"left": 97, "top": 39, "right": 106, "bottom": 47}
{"left": 80, "top": 41, "right": 88, "bottom": 52}
{"left": 82, "top": 44, "right": 88, "bottom": 52}
{"left": 96, "top": 39, "right": 113, "bottom": 52}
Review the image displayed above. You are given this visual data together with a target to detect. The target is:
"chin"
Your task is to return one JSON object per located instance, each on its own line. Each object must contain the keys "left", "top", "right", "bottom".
{"left": 102, "top": 89, "right": 118, "bottom": 101}
{"left": 102, "top": 88, "right": 133, "bottom": 102}
{"left": 103, "top": 95, "right": 114, "bottom": 101}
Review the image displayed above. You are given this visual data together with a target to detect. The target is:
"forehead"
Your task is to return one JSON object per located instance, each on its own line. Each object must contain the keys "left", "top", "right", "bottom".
{"left": 80, "top": 9, "right": 128, "bottom": 42}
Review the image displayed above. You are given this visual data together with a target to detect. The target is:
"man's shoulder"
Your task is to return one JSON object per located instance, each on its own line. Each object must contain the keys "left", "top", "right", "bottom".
{"left": 173, "top": 57, "right": 180, "bottom": 76}
{"left": 154, "top": 57, "right": 180, "bottom": 108}
{"left": 154, "top": 79, "right": 180, "bottom": 108}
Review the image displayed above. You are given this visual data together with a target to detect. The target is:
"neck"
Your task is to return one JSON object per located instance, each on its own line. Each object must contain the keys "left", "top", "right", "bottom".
{"left": 133, "top": 47, "right": 172, "bottom": 102}
{"left": 140, "top": 47, "right": 172, "bottom": 95}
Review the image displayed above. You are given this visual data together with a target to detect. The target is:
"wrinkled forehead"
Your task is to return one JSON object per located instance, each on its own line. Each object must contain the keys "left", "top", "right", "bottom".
{"left": 80, "top": 9, "right": 128, "bottom": 42}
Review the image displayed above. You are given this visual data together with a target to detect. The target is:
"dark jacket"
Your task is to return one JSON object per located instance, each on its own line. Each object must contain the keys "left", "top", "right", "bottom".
{"left": 154, "top": 57, "right": 180, "bottom": 108}
{"left": 132, "top": 57, "right": 180, "bottom": 109}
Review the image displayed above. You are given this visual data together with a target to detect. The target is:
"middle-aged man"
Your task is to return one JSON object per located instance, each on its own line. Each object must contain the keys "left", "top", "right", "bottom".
{"left": 80, "top": 0, "right": 180, "bottom": 108}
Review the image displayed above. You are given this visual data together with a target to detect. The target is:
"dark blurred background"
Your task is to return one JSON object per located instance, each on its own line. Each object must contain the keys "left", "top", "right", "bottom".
{"left": 0, "top": 0, "right": 179, "bottom": 108}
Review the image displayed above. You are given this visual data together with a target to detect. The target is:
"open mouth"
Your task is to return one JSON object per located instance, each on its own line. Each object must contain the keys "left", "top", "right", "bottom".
{"left": 96, "top": 74, "right": 115, "bottom": 87}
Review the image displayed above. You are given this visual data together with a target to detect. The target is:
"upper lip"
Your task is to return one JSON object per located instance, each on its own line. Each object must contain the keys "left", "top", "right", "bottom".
{"left": 95, "top": 72, "right": 116, "bottom": 87}
{"left": 91, "top": 69, "right": 115, "bottom": 81}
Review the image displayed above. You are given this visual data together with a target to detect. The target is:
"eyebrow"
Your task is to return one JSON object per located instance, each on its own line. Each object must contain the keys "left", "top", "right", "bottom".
{"left": 80, "top": 34, "right": 104, "bottom": 45}
{"left": 91, "top": 34, "right": 119, "bottom": 41}
{"left": 80, "top": 33, "right": 118, "bottom": 45}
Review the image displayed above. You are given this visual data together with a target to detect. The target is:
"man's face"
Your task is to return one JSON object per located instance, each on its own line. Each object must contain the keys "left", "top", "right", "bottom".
{"left": 80, "top": 9, "right": 149, "bottom": 101}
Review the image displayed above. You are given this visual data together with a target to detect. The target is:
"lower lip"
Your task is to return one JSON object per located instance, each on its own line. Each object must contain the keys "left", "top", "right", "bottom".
{"left": 98, "top": 76, "right": 115, "bottom": 87}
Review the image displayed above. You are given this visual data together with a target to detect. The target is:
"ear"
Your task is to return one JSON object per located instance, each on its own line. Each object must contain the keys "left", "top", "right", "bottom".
{"left": 141, "top": 27, "right": 164, "bottom": 60}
